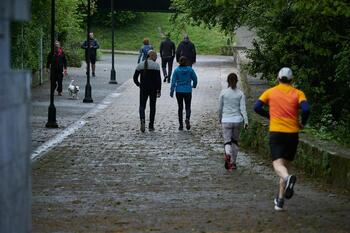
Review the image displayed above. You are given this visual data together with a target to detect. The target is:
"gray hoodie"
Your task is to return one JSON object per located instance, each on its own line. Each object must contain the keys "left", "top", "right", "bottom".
{"left": 219, "top": 88, "right": 248, "bottom": 124}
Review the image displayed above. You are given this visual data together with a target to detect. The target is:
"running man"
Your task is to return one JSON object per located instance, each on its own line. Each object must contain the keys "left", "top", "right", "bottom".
{"left": 81, "top": 32, "right": 100, "bottom": 77}
{"left": 254, "top": 67, "right": 310, "bottom": 211}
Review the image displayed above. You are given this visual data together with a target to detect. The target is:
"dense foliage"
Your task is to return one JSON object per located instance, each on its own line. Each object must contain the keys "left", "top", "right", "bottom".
{"left": 11, "top": 0, "right": 87, "bottom": 71}
{"left": 172, "top": 0, "right": 350, "bottom": 145}
{"left": 91, "top": 10, "right": 137, "bottom": 27}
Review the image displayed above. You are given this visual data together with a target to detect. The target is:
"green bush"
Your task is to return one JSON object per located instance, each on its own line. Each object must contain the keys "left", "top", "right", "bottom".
{"left": 172, "top": 0, "right": 350, "bottom": 147}
{"left": 11, "top": 0, "right": 85, "bottom": 71}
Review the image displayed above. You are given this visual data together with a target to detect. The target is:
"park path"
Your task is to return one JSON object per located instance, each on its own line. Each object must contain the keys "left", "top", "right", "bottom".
{"left": 32, "top": 55, "right": 350, "bottom": 233}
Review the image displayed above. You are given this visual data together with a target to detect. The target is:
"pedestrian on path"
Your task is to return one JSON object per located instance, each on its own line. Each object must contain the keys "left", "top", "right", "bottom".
{"left": 176, "top": 35, "right": 196, "bottom": 67}
{"left": 254, "top": 67, "right": 310, "bottom": 211}
{"left": 218, "top": 73, "right": 248, "bottom": 171}
{"left": 81, "top": 32, "right": 99, "bottom": 77}
{"left": 170, "top": 56, "right": 198, "bottom": 130}
{"left": 133, "top": 50, "right": 162, "bottom": 132}
{"left": 46, "top": 40, "right": 67, "bottom": 96}
{"left": 160, "top": 33, "right": 176, "bottom": 83}
{"left": 138, "top": 38, "right": 153, "bottom": 64}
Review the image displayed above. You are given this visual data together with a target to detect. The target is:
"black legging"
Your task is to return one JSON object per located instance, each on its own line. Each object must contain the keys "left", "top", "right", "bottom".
{"left": 176, "top": 92, "right": 192, "bottom": 124}
{"left": 139, "top": 89, "right": 157, "bottom": 126}
{"left": 51, "top": 72, "right": 63, "bottom": 93}
{"left": 161, "top": 56, "right": 174, "bottom": 79}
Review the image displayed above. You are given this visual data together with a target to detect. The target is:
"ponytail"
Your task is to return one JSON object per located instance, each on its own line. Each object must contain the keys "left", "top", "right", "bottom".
{"left": 143, "top": 56, "right": 149, "bottom": 76}
{"left": 227, "top": 73, "right": 238, "bottom": 89}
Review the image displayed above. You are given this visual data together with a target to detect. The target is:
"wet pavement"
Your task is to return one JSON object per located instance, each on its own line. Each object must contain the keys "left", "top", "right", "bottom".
{"left": 31, "top": 54, "right": 350, "bottom": 233}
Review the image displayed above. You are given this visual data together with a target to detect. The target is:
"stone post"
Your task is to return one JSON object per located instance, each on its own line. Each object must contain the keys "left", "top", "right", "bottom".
{"left": 0, "top": 0, "right": 31, "bottom": 232}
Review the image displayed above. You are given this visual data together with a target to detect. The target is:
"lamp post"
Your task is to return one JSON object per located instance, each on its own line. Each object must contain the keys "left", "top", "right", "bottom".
{"left": 83, "top": 0, "right": 93, "bottom": 103}
{"left": 45, "top": 0, "right": 58, "bottom": 128}
{"left": 109, "top": 0, "right": 118, "bottom": 84}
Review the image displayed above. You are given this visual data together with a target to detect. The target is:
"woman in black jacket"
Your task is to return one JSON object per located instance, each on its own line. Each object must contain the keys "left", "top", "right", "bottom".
{"left": 133, "top": 50, "right": 162, "bottom": 132}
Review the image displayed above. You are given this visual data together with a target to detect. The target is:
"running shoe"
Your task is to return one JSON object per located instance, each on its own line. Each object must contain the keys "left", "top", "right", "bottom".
{"left": 224, "top": 154, "right": 232, "bottom": 170}
{"left": 231, "top": 162, "right": 237, "bottom": 170}
{"left": 274, "top": 197, "right": 284, "bottom": 211}
{"left": 149, "top": 124, "right": 155, "bottom": 132}
{"left": 185, "top": 119, "right": 191, "bottom": 130}
{"left": 285, "top": 175, "right": 297, "bottom": 199}
{"left": 140, "top": 120, "right": 145, "bottom": 133}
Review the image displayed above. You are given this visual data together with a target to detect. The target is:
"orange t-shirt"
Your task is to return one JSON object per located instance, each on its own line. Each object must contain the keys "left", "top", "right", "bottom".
{"left": 259, "top": 83, "right": 307, "bottom": 133}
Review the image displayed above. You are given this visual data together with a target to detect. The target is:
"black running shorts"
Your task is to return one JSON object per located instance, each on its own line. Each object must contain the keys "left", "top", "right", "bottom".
{"left": 89, "top": 55, "right": 96, "bottom": 64}
{"left": 86, "top": 55, "right": 96, "bottom": 64}
{"left": 269, "top": 132, "right": 299, "bottom": 161}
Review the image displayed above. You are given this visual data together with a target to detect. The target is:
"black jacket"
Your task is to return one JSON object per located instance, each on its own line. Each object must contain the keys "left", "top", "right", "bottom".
{"left": 160, "top": 39, "right": 176, "bottom": 58}
{"left": 46, "top": 49, "right": 67, "bottom": 73}
{"left": 176, "top": 41, "right": 196, "bottom": 64}
{"left": 133, "top": 60, "right": 161, "bottom": 92}
{"left": 81, "top": 39, "right": 99, "bottom": 57}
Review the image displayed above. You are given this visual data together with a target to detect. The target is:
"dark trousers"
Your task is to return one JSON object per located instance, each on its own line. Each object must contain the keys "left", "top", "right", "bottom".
{"left": 139, "top": 89, "right": 157, "bottom": 126}
{"left": 176, "top": 92, "right": 192, "bottom": 125}
{"left": 161, "top": 57, "right": 174, "bottom": 79}
{"left": 51, "top": 72, "right": 63, "bottom": 93}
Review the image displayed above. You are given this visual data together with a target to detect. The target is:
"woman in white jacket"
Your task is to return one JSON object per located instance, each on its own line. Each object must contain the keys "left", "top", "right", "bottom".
{"left": 219, "top": 73, "right": 248, "bottom": 170}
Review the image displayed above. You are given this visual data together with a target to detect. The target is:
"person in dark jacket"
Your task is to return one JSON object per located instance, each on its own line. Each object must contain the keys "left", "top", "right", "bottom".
{"left": 138, "top": 38, "right": 153, "bottom": 64}
{"left": 160, "top": 33, "right": 176, "bottom": 83}
{"left": 170, "top": 56, "right": 198, "bottom": 130}
{"left": 46, "top": 40, "right": 67, "bottom": 96}
{"left": 176, "top": 35, "right": 196, "bottom": 66}
{"left": 133, "top": 50, "right": 162, "bottom": 132}
{"left": 81, "top": 32, "right": 99, "bottom": 77}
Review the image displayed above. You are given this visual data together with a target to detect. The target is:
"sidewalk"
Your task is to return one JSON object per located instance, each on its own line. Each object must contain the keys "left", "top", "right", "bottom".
{"left": 31, "top": 54, "right": 136, "bottom": 155}
{"left": 32, "top": 55, "right": 350, "bottom": 232}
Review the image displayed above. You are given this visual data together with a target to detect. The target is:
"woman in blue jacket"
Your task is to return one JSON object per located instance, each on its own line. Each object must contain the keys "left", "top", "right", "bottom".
{"left": 170, "top": 56, "right": 198, "bottom": 130}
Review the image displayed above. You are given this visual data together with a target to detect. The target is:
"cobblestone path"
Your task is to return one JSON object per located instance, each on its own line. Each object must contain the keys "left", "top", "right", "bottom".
{"left": 32, "top": 56, "right": 350, "bottom": 233}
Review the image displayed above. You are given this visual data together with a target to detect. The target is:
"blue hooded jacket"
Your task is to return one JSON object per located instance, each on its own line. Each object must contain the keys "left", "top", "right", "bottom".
{"left": 170, "top": 66, "right": 198, "bottom": 95}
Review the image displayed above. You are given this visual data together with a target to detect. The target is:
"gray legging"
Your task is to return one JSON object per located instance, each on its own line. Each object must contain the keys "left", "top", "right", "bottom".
{"left": 222, "top": 122, "right": 242, "bottom": 163}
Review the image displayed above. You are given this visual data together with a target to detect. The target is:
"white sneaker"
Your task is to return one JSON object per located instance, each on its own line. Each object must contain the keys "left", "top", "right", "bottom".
{"left": 274, "top": 197, "right": 284, "bottom": 211}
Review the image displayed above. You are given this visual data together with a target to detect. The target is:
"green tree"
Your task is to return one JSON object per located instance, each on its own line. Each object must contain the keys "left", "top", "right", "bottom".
{"left": 11, "top": 0, "right": 86, "bottom": 71}
{"left": 172, "top": 0, "right": 350, "bottom": 145}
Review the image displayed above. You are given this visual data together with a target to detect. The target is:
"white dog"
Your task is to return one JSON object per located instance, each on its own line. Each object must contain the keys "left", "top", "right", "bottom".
{"left": 68, "top": 80, "right": 79, "bottom": 99}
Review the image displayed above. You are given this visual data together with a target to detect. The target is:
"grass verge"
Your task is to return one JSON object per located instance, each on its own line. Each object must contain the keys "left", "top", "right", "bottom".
{"left": 90, "top": 12, "right": 230, "bottom": 55}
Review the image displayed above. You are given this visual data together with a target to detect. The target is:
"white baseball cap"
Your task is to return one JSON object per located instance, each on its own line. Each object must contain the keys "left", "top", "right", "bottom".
{"left": 278, "top": 67, "right": 293, "bottom": 80}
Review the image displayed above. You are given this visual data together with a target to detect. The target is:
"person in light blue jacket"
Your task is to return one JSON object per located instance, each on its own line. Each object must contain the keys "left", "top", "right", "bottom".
{"left": 170, "top": 56, "right": 198, "bottom": 130}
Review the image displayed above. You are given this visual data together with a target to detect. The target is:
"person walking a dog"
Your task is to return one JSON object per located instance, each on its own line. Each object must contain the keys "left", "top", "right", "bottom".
{"left": 254, "top": 67, "right": 310, "bottom": 211}
{"left": 46, "top": 40, "right": 67, "bottom": 96}
{"left": 133, "top": 50, "right": 162, "bottom": 132}
{"left": 81, "top": 32, "right": 99, "bottom": 77}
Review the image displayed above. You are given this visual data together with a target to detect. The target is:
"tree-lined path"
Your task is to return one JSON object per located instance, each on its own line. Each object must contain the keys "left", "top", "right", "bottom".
{"left": 32, "top": 55, "right": 350, "bottom": 233}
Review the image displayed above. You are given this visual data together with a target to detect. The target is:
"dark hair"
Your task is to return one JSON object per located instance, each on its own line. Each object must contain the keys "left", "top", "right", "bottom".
{"left": 179, "top": 56, "right": 188, "bottom": 66}
{"left": 227, "top": 73, "right": 238, "bottom": 89}
{"left": 279, "top": 77, "right": 292, "bottom": 83}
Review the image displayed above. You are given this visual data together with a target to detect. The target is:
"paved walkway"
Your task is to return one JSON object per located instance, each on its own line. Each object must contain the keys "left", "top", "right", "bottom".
{"left": 32, "top": 55, "right": 350, "bottom": 233}
{"left": 31, "top": 54, "right": 135, "bottom": 155}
